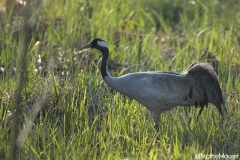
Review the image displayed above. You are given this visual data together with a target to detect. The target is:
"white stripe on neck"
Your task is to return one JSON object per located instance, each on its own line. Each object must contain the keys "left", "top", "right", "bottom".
{"left": 97, "top": 41, "right": 108, "bottom": 48}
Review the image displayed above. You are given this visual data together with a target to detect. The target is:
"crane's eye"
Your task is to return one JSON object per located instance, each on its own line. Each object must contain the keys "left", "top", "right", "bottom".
{"left": 91, "top": 38, "right": 102, "bottom": 45}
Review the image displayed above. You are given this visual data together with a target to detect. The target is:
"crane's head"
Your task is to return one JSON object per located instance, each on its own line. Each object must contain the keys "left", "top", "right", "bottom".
{"left": 79, "top": 38, "right": 108, "bottom": 50}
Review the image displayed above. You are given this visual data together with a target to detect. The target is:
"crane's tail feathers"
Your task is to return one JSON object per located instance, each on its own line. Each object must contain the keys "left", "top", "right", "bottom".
{"left": 185, "top": 63, "right": 224, "bottom": 117}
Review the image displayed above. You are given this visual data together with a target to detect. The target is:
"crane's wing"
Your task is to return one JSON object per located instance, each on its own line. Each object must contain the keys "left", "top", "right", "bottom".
{"left": 147, "top": 63, "right": 224, "bottom": 116}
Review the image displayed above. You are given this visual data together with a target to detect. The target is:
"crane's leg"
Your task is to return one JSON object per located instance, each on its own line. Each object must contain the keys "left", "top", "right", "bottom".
{"left": 155, "top": 124, "right": 160, "bottom": 131}
{"left": 153, "top": 112, "right": 161, "bottom": 131}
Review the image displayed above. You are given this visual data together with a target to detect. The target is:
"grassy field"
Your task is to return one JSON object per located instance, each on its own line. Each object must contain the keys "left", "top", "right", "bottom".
{"left": 0, "top": 0, "right": 240, "bottom": 159}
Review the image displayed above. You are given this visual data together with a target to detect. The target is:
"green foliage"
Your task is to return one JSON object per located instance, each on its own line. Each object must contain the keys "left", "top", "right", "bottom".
{"left": 0, "top": 0, "right": 239, "bottom": 159}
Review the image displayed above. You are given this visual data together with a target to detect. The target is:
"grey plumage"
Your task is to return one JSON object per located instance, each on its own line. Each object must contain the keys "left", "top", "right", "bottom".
{"left": 79, "top": 38, "right": 224, "bottom": 129}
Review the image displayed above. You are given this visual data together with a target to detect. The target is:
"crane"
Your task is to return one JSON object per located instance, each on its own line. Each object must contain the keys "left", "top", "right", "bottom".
{"left": 78, "top": 38, "right": 224, "bottom": 129}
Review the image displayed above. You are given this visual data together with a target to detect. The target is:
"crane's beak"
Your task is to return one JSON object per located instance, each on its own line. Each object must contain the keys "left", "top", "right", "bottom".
{"left": 79, "top": 42, "right": 92, "bottom": 50}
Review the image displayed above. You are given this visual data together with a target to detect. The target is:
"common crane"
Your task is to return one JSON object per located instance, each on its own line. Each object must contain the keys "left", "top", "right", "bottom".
{"left": 79, "top": 38, "right": 224, "bottom": 129}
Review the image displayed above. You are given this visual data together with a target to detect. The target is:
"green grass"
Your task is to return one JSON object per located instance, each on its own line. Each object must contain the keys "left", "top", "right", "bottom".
{"left": 0, "top": 0, "right": 240, "bottom": 159}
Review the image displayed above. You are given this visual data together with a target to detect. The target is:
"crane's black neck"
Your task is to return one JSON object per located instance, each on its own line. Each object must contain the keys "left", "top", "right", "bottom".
{"left": 99, "top": 47, "right": 109, "bottom": 79}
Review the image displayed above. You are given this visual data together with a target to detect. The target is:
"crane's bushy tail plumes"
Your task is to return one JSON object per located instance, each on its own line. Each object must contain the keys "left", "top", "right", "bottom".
{"left": 184, "top": 63, "right": 224, "bottom": 117}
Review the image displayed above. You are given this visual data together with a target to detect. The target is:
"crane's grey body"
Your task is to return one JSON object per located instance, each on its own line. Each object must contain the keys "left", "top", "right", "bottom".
{"left": 105, "top": 67, "right": 222, "bottom": 124}
{"left": 79, "top": 38, "right": 224, "bottom": 129}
